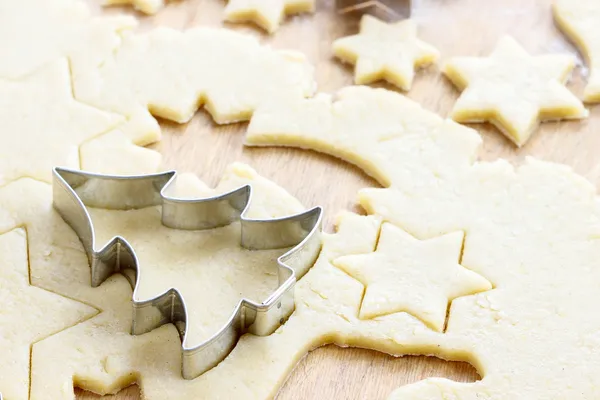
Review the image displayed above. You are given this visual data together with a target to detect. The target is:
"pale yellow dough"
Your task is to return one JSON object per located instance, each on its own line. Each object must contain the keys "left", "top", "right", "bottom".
{"left": 0, "top": 0, "right": 135, "bottom": 80}
{"left": 554, "top": 0, "right": 600, "bottom": 102}
{"left": 0, "top": 229, "right": 97, "bottom": 400}
{"left": 443, "top": 35, "right": 587, "bottom": 146}
{"left": 73, "top": 26, "right": 316, "bottom": 144}
{"left": 246, "top": 85, "right": 481, "bottom": 186}
{"left": 103, "top": 0, "right": 169, "bottom": 15}
{"left": 241, "top": 85, "right": 600, "bottom": 398}
{"left": 0, "top": 59, "right": 159, "bottom": 186}
{"left": 333, "top": 16, "right": 439, "bottom": 90}
{"left": 334, "top": 225, "right": 491, "bottom": 331}
{"left": 224, "top": 0, "right": 316, "bottom": 33}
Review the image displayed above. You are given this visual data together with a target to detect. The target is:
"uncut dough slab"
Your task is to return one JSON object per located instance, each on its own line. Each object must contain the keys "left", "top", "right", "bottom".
{"left": 553, "top": 0, "right": 600, "bottom": 102}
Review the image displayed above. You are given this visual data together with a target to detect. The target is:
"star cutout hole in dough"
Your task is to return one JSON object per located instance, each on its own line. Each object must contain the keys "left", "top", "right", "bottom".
{"left": 333, "top": 15, "right": 439, "bottom": 91}
{"left": 224, "top": 0, "right": 316, "bottom": 33}
{"left": 443, "top": 35, "right": 588, "bottom": 147}
{"left": 333, "top": 223, "right": 492, "bottom": 332}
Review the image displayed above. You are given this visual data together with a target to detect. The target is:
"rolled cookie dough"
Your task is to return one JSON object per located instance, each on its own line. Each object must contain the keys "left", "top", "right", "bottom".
{"left": 333, "top": 16, "right": 439, "bottom": 90}
{"left": 443, "top": 35, "right": 587, "bottom": 146}
{"left": 0, "top": 60, "right": 158, "bottom": 187}
{"left": 553, "top": 0, "right": 600, "bottom": 102}
{"left": 246, "top": 86, "right": 481, "bottom": 187}
{"left": 0, "top": 228, "right": 97, "bottom": 400}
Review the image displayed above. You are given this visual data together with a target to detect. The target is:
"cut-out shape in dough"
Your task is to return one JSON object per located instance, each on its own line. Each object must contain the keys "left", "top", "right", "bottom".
{"left": 443, "top": 35, "right": 587, "bottom": 147}
{"left": 246, "top": 86, "right": 481, "bottom": 187}
{"left": 334, "top": 224, "right": 491, "bottom": 331}
{"left": 0, "top": 228, "right": 97, "bottom": 400}
{"left": 333, "top": 16, "right": 439, "bottom": 90}
{"left": 224, "top": 0, "right": 316, "bottom": 33}
{"left": 553, "top": 0, "right": 600, "bottom": 102}
{"left": 73, "top": 26, "right": 315, "bottom": 146}
{"left": 0, "top": 59, "right": 150, "bottom": 187}
{"left": 0, "top": 0, "right": 135, "bottom": 79}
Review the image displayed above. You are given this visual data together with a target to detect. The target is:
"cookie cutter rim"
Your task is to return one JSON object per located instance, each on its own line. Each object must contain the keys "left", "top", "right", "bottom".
{"left": 52, "top": 167, "right": 323, "bottom": 380}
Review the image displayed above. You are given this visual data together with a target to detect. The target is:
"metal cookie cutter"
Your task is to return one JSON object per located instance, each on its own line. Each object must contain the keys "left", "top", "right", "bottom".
{"left": 52, "top": 167, "right": 323, "bottom": 379}
{"left": 337, "top": 0, "right": 411, "bottom": 20}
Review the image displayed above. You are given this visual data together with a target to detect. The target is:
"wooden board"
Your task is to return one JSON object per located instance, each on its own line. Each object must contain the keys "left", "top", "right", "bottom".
{"left": 75, "top": 0, "right": 599, "bottom": 398}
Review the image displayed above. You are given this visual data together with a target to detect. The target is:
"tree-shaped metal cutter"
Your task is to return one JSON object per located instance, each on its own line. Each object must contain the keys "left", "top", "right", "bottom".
{"left": 52, "top": 167, "right": 323, "bottom": 380}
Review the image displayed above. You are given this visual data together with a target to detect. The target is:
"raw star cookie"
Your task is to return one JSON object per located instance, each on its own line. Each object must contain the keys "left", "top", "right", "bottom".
{"left": 0, "top": 0, "right": 135, "bottom": 79}
{"left": 73, "top": 26, "right": 316, "bottom": 144}
{"left": 554, "top": 0, "right": 600, "bottom": 102}
{"left": 333, "top": 16, "right": 439, "bottom": 90}
{"left": 443, "top": 35, "right": 587, "bottom": 146}
{"left": 104, "top": 0, "right": 170, "bottom": 14}
{"left": 0, "top": 60, "right": 158, "bottom": 186}
{"left": 0, "top": 228, "right": 97, "bottom": 400}
{"left": 334, "top": 225, "right": 491, "bottom": 331}
{"left": 224, "top": 0, "right": 316, "bottom": 33}
{"left": 246, "top": 86, "right": 481, "bottom": 186}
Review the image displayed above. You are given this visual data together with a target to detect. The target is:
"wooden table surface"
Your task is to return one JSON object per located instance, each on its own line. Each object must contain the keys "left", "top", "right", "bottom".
{"left": 75, "top": 0, "right": 599, "bottom": 398}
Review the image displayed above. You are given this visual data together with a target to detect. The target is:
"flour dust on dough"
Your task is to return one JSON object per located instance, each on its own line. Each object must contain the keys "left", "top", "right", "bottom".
{"left": 0, "top": 228, "right": 97, "bottom": 400}
{"left": 553, "top": 0, "right": 600, "bottom": 102}
{"left": 333, "top": 16, "right": 439, "bottom": 91}
{"left": 224, "top": 0, "right": 316, "bottom": 33}
{"left": 443, "top": 35, "right": 587, "bottom": 147}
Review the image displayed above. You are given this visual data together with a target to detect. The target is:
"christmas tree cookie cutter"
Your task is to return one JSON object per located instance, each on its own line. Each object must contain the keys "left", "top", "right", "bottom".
{"left": 52, "top": 167, "right": 323, "bottom": 379}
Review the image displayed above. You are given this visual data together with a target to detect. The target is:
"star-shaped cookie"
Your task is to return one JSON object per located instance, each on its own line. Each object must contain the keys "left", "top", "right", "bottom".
{"left": 224, "top": 0, "right": 316, "bottom": 33}
{"left": 0, "top": 228, "right": 97, "bottom": 399}
{"left": 333, "top": 15, "right": 439, "bottom": 90}
{"left": 443, "top": 36, "right": 587, "bottom": 147}
{"left": 333, "top": 223, "right": 492, "bottom": 332}
{"left": 0, "top": 59, "right": 124, "bottom": 186}
{"left": 554, "top": 0, "right": 600, "bottom": 102}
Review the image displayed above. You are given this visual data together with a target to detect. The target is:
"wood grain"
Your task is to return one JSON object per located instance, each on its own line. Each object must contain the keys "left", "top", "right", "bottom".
{"left": 74, "top": 0, "right": 598, "bottom": 398}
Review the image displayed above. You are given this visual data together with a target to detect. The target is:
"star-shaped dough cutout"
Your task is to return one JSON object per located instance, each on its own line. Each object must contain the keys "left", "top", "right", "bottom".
{"left": 0, "top": 228, "right": 97, "bottom": 399}
{"left": 224, "top": 0, "right": 316, "bottom": 33}
{"left": 0, "top": 59, "right": 123, "bottom": 186}
{"left": 554, "top": 0, "right": 600, "bottom": 102}
{"left": 333, "top": 223, "right": 492, "bottom": 332}
{"left": 443, "top": 35, "right": 587, "bottom": 147}
{"left": 333, "top": 15, "right": 439, "bottom": 90}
